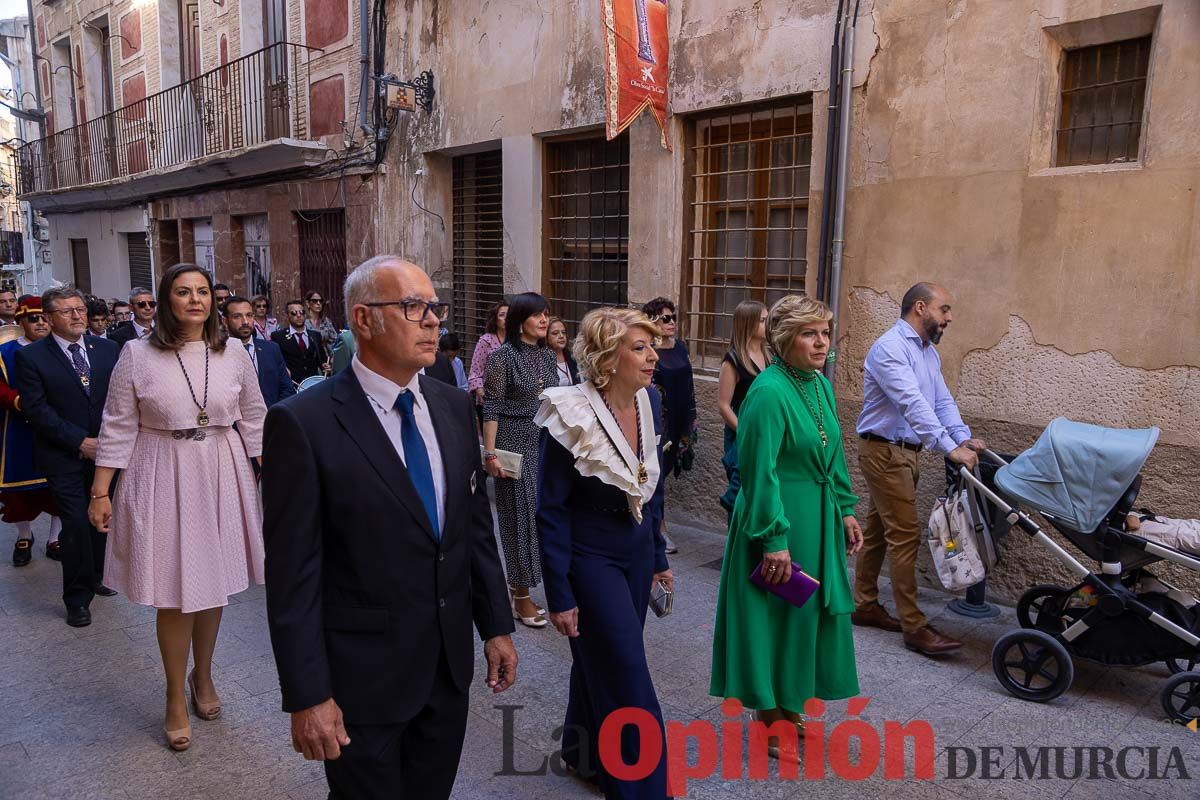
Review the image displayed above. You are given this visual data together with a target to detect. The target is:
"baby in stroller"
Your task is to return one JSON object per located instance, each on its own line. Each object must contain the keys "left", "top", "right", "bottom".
{"left": 1121, "top": 512, "right": 1200, "bottom": 609}
{"left": 1126, "top": 512, "right": 1200, "bottom": 556}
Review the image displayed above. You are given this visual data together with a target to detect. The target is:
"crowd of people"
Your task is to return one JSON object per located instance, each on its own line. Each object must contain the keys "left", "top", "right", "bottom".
{"left": 0, "top": 260, "right": 986, "bottom": 799}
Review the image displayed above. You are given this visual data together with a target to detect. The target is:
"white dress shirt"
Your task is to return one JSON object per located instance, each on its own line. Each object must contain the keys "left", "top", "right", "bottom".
{"left": 286, "top": 326, "right": 312, "bottom": 349}
{"left": 133, "top": 322, "right": 153, "bottom": 339}
{"left": 351, "top": 355, "right": 446, "bottom": 530}
{"left": 53, "top": 333, "right": 90, "bottom": 368}
{"left": 239, "top": 338, "right": 258, "bottom": 373}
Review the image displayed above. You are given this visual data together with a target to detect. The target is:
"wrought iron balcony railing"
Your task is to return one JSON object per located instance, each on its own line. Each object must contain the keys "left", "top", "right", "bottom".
{"left": 15, "top": 42, "right": 322, "bottom": 196}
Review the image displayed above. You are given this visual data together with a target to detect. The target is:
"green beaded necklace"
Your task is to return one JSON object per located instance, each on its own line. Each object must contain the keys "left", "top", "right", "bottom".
{"left": 776, "top": 358, "right": 828, "bottom": 448}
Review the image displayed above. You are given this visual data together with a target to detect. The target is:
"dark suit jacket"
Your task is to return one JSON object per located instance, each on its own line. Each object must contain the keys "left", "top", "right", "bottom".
{"left": 426, "top": 351, "right": 458, "bottom": 388}
{"left": 108, "top": 321, "right": 146, "bottom": 349}
{"left": 246, "top": 337, "right": 295, "bottom": 407}
{"left": 271, "top": 327, "right": 326, "bottom": 383}
{"left": 14, "top": 335, "right": 120, "bottom": 476}
{"left": 263, "top": 367, "right": 514, "bottom": 724}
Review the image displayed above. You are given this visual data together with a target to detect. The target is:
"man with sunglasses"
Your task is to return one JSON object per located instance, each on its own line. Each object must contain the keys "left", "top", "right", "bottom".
{"left": 1, "top": 297, "right": 63, "bottom": 566}
{"left": 109, "top": 287, "right": 156, "bottom": 349}
{"left": 15, "top": 288, "right": 121, "bottom": 627}
{"left": 271, "top": 300, "right": 327, "bottom": 384}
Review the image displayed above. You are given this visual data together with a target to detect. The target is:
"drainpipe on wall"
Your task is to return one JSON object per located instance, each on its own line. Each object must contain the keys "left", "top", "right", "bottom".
{"left": 824, "top": 0, "right": 859, "bottom": 384}
{"left": 358, "top": 0, "right": 371, "bottom": 137}
{"left": 815, "top": 0, "right": 846, "bottom": 301}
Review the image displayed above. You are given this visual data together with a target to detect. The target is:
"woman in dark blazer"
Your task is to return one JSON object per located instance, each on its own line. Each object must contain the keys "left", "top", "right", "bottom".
{"left": 535, "top": 306, "right": 673, "bottom": 800}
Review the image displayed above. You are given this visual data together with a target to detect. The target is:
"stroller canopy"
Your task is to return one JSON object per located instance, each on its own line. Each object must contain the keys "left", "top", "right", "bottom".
{"left": 994, "top": 417, "right": 1159, "bottom": 534}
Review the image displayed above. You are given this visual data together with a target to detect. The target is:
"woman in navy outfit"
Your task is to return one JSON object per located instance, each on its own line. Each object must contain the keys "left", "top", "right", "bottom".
{"left": 536, "top": 306, "right": 673, "bottom": 800}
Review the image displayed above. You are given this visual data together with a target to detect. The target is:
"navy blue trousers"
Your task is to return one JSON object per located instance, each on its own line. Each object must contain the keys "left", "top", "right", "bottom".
{"left": 560, "top": 515, "right": 670, "bottom": 800}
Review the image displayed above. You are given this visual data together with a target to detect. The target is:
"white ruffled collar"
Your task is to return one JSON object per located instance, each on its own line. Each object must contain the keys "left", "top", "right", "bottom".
{"left": 534, "top": 381, "right": 660, "bottom": 523}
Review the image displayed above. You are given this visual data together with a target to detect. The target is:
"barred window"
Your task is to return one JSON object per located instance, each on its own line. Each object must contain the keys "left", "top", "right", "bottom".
{"left": 452, "top": 150, "right": 505, "bottom": 364}
{"left": 543, "top": 133, "right": 629, "bottom": 328}
{"left": 685, "top": 99, "right": 812, "bottom": 369}
{"left": 1057, "top": 37, "right": 1151, "bottom": 167}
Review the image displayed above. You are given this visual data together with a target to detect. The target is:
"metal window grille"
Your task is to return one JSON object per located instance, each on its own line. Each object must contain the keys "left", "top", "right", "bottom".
{"left": 1057, "top": 37, "right": 1151, "bottom": 167}
{"left": 297, "top": 209, "right": 347, "bottom": 328}
{"left": 126, "top": 232, "right": 152, "bottom": 289}
{"left": 685, "top": 99, "right": 813, "bottom": 370}
{"left": 452, "top": 150, "right": 505, "bottom": 365}
{"left": 544, "top": 134, "right": 629, "bottom": 328}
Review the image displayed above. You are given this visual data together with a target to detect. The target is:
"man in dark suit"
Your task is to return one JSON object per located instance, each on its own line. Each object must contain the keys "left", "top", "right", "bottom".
{"left": 223, "top": 296, "right": 295, "bottom": 406}
{"left": 263, "top": 257, "right": 517, "bottom": 799}
{"left": 109, "top": 287, "right": 156, "bottom": 349}
{"left": 15, "top": 287, "right": 121, "bottom": 627}
{"left": 271, "top": 299, "right": 326, "bottom": 383}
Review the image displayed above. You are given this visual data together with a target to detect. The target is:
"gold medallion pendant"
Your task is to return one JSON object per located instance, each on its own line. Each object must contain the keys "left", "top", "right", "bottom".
{"left": 638, "top": 463, "right": 649, "bottom": 485}
{"left": 197, "top": 410, "right": 210, "bottom": 427}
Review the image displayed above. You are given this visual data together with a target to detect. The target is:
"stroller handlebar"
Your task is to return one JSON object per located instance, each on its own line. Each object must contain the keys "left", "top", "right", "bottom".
{"left": 980, "top": 449, "right": 1009, "bottom": 466}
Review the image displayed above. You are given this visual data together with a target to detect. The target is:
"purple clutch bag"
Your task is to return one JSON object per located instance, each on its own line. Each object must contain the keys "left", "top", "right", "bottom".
{"left": 749, "top": 561, "right": 820, "bottom": 608}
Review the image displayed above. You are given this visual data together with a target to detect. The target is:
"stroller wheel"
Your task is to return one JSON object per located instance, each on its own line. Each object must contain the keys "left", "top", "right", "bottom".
{"left": 992, "top": 629, "right": 1074, "bottom": 703}
{"left": 1016, "top": 585, "right": 1068, "bottom": 631}
{"left": 1165, "top": 655, "right": 1199, "bottom": 675}
{"left": 1160, "top": 671, "right": 1200, "bottom": 725}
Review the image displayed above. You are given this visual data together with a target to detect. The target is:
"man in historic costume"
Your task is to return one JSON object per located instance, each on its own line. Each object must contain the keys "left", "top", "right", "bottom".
{"left": 2, "top": 296, "right": 62, "bottom": 566}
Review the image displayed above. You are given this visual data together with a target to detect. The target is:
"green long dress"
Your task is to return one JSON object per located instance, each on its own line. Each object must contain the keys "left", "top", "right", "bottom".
{"left": 709, "top": 363, "right": 860, "bottom": 711}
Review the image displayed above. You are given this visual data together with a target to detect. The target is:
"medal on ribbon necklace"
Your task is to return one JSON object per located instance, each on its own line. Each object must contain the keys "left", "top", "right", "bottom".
{"left": 176, "top": 345, "right": 211, "bottom": 427}
{"left": 777, "top": 357, "right": 828, "bottom": 447}
{"left": 600, "top": 390, "right": 648, "bottom": 484}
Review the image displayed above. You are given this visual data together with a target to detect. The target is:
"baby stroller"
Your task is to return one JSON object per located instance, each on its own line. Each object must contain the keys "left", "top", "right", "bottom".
{"left": 956, "top": 418, "right": 1200, "bottom": 724}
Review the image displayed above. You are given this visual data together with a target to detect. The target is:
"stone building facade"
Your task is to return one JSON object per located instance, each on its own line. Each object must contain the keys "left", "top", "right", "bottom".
{"left": 22, "top": 0, "right": 375, "bottom": 314}
{"left": 379, "top": 0, "right": 1200, "bottom": 599}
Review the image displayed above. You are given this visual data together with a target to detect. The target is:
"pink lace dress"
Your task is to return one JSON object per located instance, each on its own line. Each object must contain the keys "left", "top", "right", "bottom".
{"left": 96, "top": 339, "right": 267, "bottom": 612}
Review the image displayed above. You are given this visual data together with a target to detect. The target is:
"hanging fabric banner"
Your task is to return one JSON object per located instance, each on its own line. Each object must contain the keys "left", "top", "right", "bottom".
{"left": 602, "top": 0, "right": 670, "bottom": 150}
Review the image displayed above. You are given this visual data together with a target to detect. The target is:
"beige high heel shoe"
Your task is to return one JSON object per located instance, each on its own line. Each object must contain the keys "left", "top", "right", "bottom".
{"left": 511, "top": 594, "right": 548, "bottom": 628}
{"left": 188, "top": 671, "right": 222, "bottom": 721}
{"left": 164, "top": 721, "right": 192, "bottom": 752}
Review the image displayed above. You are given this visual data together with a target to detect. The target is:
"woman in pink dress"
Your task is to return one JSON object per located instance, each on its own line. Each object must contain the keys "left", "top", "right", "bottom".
{"left": 88, "top": 263, "right": 267, "bottom": 752}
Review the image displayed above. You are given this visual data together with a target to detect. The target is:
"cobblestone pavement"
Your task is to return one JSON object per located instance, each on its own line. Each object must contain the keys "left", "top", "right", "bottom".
{"left": 2, "top": 515, "right": 1197, "bottom": 800}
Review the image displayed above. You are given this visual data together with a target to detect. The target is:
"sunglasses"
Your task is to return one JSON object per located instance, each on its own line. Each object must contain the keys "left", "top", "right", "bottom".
{"left": 24, "top": 314, "right": 46, "bottom": 323}
{"left": 253, "top": 303, "right": 267, "bottom": 308}
{"left": 655, "top": 314, "right": 676, "bottom": 324}
{"left": 287, "top": 309, "right": 306, "bottom": 316}
{"left": 135, "top": 300, "right": 157, "bottom": 309}
{"left": 307, "top": 298, "right": 324, "bottom": 304}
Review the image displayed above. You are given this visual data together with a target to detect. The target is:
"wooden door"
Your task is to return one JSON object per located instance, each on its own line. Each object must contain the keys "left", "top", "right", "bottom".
{"left": 70, "top": 239, "right": 91, "bottom": 294}
{"left": 263, "top": 0, "right": 289, "bottom": 139}
{"left": 182, "top": 1, "right": 200, "bottom": 82}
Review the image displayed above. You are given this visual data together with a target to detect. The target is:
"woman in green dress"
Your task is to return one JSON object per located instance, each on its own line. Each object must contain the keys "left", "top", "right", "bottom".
{"left": 710, "top": 294, "right": 864, "bottom": 736}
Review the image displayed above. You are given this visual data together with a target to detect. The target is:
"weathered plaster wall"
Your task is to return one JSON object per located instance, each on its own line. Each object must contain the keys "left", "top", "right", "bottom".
{"left": 385, "top": 0, "right": 1200, "bottom": 603}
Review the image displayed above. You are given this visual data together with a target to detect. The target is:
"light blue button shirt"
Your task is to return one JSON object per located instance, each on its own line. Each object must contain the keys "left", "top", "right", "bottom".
{"left": 856, "top": 319, "right": 971, "bottom": 455}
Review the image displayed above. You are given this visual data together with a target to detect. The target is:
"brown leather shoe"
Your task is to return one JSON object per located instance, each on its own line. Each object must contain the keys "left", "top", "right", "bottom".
{"left": 851, "top": 602, "right": 903, "bottom": 632}
{"left": 903, "top": 625, "right": 963, "bottom": 656}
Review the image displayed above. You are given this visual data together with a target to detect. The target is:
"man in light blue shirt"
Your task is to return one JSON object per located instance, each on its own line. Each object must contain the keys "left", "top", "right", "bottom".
{"left": 852, "top": 283, "right": 985, "bottom": 657}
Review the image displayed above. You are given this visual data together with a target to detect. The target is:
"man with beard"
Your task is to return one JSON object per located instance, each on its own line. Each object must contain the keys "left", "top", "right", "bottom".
{"left": 852, "top": 282, "right": 985, "bottom": 657}
{"left": 223, "top": 296, "right": 294, "bottom": 407}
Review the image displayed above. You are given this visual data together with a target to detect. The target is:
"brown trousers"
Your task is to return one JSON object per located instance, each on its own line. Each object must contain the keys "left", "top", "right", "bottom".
{"left": 854, "top": 438, "right": 926, "bottom": 633}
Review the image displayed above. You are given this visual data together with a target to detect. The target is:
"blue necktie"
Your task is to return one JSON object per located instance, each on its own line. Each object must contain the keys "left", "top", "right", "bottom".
{"left": 394, "top": 390, "right": 440, "bottom": 538}
{"left": 68, "top": 343, "right": 91, "bottom": 395}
